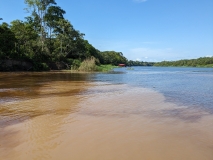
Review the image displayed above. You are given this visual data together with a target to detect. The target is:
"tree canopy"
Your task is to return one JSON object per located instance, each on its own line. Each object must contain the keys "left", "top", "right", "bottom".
{"left": 154, "top": 57, "right": 213, "bottom": 67}
{"left": 0, "top": 0, "right": 128, "bottom": 71}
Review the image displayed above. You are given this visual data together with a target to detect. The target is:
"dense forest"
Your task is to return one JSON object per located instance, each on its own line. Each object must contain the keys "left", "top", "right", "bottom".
{"left": 0, "top": 0, "right": 127, "bottom": 71}
{"left": 127, "top": 60, "right": 155, "bottom": 66}
{"left": 154, "top": 57, "right": 213, "bottom": 67}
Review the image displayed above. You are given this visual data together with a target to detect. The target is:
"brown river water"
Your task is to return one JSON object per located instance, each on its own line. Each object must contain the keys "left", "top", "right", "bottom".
{"left": 0, "top": 72, "right": 212, "bottom": 160}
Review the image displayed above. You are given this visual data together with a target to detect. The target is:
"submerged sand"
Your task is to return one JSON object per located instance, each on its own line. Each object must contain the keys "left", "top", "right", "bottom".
{"left": 0, "top": 81, "right": 213, "bottom": 160}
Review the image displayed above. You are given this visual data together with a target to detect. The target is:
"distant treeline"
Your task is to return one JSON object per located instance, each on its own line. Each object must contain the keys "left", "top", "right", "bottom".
{"left": 0, "top": 0, "right": 127, "bottom": 71}
{"left": 127, "top": 60, "right": 155, "bottom": 66}
{"left": 154, "top": 57, "right": 213, "bottom": 67}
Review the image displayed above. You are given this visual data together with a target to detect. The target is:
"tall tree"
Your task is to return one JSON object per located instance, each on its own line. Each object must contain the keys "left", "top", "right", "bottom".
{"left": 52, "top": 19, "right": 85, "bottom": 60}
{"left": 44, "top": 5, "right": 65, "bottom": 39}
{"left": 24, "top": 0, "right": 57, "bottom": 51}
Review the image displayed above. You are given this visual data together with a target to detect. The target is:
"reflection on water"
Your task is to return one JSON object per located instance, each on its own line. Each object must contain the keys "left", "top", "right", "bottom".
{"left": 0, "top": 72, "right": 213, "bottom": 160}
{"left": 0, "top": 72, "right": 92, "bottom": 159}
{"left": 0, "top": 72, "right": 90, "bottom": 128}
{"left": 0, "top": 72, "right": 90, "bottom": 102}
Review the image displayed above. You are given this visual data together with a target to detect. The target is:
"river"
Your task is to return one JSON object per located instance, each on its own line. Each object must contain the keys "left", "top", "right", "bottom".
{"left": 0, "top": 67, "right": 213, "bottom": 160}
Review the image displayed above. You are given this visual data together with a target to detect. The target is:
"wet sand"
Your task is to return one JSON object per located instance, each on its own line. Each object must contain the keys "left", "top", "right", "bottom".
{"left": 0, "top": 79, "right": 213, "bottom": 160}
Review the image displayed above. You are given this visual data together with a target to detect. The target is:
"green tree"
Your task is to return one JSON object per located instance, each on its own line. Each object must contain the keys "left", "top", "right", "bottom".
{"left": 0, "top": 23, "right": 16, "bottom": 59}
{"left": 53, "top": 19, "right": 85, "bottom": 61}
{"left": 100, "top": 51, "right": 127, "bottom": 65}
{"left": 24, "top": 0, "right": 57, "bottom": 51}
{"left": 10, "top": 20, "right": 38, "bottom": 59}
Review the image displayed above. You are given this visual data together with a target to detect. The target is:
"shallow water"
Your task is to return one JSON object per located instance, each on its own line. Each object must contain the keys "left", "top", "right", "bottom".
{"left": 0, "top": 70, "right": 213, "bottom": 160}
{"left": 94, "top": 67, "right": 213, "bottom": 112}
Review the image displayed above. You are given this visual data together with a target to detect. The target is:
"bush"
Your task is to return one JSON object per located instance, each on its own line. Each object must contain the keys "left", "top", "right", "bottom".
{"left": 78, "top": 57, "right": 96, "bottom": 71}
{"left": 71, "top": 59, "right": 81, "bottom": 70}
{"left": 66, "top": 58, "right": 74, "bottom": 65}
{"left": 96, "top": 64, "right": 116, "bottom": 72}
{"left": 32, "top": 62, "right": 49, "bottom": 71}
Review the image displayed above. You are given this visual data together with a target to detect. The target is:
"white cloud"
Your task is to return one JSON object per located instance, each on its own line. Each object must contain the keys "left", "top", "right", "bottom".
{"left": 205, "top": 55, "right": 213, "bottom": 57}
{"left": 127, "top": 47, "right": 180, "bottom": 62}
{"left": 126, "top": 47, "right": 206, "bottom": 62}
{"left": 133, "top": 0, "right": 147, "bottom": 3}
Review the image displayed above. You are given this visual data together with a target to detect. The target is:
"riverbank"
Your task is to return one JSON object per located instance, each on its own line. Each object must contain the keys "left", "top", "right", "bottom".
{"left": 154, "top": 57, "right": 213, "bottom": 68}
{"left": 0, "top": 59, "right": 117, "bottom": 72}
{"left": 154, "top": 65, "right": 213, "bottom": 68}
{"left": 0, "top": 59, "right": 70, "bottom": 71}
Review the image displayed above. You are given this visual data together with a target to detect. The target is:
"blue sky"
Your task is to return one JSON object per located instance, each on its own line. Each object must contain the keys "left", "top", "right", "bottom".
{"left": 0, "top": 0, "right": 213, "bottom": 62}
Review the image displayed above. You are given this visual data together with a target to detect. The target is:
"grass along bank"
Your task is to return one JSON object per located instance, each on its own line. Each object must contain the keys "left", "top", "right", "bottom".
{"left": 96, "top": 64, "right": 118, "bottom": 72}
{"left": 71, "top": 57, "right": 117, "bottom": 72}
